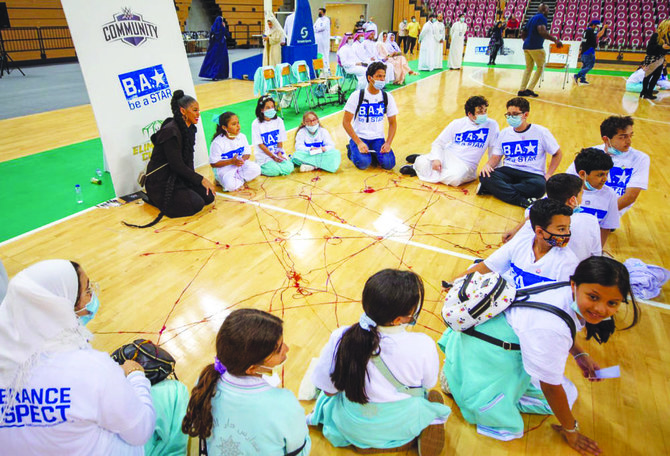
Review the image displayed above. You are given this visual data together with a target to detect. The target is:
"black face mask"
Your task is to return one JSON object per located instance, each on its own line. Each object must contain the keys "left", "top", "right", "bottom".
{"left": 318, "top": 12, "right": 323, "bottom": 17}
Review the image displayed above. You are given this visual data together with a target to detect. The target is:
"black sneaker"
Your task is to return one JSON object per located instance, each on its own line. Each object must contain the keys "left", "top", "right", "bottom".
{"left": 346, "top": 143, "right": 351, "bottom": 160}
{"left": 517, "top": 90, "right": 529, "bottom": 96}
{"left": 580, "top": 80, "right": 590, "bottom": 85}
{"left": 527, "top": 90, "right": 539, "bottom": 97}
{"left": 405, "top": 154, "right": 420, "bottom": 164}
{"left": 519, "top": 197, "right": 537, "bottom": 208}
{"left": 399, "top": 165, "right": 417, "bottom": 176}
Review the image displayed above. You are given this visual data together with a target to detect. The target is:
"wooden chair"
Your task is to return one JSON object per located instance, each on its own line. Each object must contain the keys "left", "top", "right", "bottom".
{"left": 538, "top": 43, "right": 572, "bottom": 89}
{"left": 291, "top": 61, "right": 315, "bottom": 110}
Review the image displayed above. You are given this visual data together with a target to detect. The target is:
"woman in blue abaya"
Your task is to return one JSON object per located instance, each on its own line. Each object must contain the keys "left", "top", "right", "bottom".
{"left": 199, "top": 16, "right": 230, "bottom": 80}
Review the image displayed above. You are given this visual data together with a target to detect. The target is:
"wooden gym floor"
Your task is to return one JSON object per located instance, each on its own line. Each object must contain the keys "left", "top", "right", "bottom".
{"left": 1, "top": 63, "right": 669, "bottom": 455}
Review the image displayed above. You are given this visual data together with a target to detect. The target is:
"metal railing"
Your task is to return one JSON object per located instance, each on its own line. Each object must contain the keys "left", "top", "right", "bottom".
{"left": 1, "top": 26, "right": 74, "bottom": 60}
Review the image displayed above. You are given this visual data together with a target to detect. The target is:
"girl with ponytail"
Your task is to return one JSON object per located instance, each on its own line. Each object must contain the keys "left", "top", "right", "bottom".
{"left": 309, "top": 269, "right": 451, "bottom": 455}
{"left": 126, "top": 90, "right": 216, "bottom": 228}
{"left": 209, "top": 111, "right": 261, "bottom": 191}
{"left": 181, "top": 309, "right": 310, "bottom": 455}
{"left": 438, "top": 256, "right": 640, "bottom": 455}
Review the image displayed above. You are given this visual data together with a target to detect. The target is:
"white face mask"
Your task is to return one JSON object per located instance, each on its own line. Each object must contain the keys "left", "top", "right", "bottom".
{"left": 306, "top": 124, "right": 319, "bottom": 134}
{"left": 257, "top": 358, "right": 286, "bottom": 386}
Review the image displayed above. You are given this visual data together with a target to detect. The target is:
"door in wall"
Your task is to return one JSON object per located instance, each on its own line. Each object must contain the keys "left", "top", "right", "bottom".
{"left": 326, "top": 3, "right": 366, "bottom": 51}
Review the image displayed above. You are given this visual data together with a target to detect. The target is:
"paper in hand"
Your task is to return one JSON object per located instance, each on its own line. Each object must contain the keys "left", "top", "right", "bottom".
{"left": 594, "top": 365, "right": 620, "bottom": 379}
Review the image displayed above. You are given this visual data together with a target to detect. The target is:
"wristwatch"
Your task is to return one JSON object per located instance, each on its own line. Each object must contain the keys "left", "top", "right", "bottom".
{"left": 564, "top": 420, "right": 580, "bottom": 433}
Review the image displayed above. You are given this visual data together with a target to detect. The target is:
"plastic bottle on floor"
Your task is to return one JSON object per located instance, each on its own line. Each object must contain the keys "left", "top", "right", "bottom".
{"left": 75, "top": 184, "right": 83, "bottom": 204}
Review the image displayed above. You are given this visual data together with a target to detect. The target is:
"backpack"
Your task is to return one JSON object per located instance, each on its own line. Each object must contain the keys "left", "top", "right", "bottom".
{"left": 353, "top": 88, "right": 388, "bottom": 121}
{"left": 442, "top": 275, "right": 576, "bottom": 350}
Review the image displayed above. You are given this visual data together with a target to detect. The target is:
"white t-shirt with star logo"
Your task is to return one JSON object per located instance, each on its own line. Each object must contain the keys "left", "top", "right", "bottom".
{"left": 566, "top": 144, "right": 649, "bottom": 215}
{"left": 492, "top": 124, "right": 560, "bottom": 176}
{"left": 344, "top": 88, "right": 398, "bottom": 141}
{"left": 426, "top": 116, "right": 500, "bottom": 169}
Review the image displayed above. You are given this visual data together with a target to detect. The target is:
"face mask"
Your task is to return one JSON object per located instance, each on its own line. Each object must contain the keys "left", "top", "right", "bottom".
{"left": 506, "top": 115, "right": 523, "bottom": 128}
{"left": 373, "top": 80, "right": 386, "bottom": 90}
{"left": 474, "top": 114, "right": 488, "bottom": 125}
{"left": 258, "top": 358, "right": 286, "bottom": 386}
{"left": 584, "top": 179, "right": 596, "bottom": 191}
{"left": 77, "top": 293, "right": 99, "bottom": 326}
{"left": 347, "top": 40, "right": 353, "bottom": 46}
{"left": 572, "top": 205, "right": 583, "bottom": 213}
{"left": 306, "top": 124, "right": 319, "bottom": 134}
{"left": 318, "top": 12, "right": 323, "bottom": 17}
{"left": 431, "top": 18, "right": 436, "bottom": 23}
{"left": 412, "top": 18, "right": 416, "bottom": 22}
{"left": 223, "top": 129, "right": 237, "bottom": 139}
{"left": 264, "top": 108, "right": 276, "bottom": 118}
{"left": 460, "top": 18, "right": 465, "bottom": 22}
{"left": 542, "top": 229, "right": 571, "bottom": 248}
{"left": 607, "top": 145, "right": 624, "bottom": 156}
{"left": 570, "top": 288, "right": 585, "bottom": 318}
{"left": 358, "top": 37, "right": 365, "bottom": 43}
{"left": 403, "top": 20, "right": 407, "bottom": 24}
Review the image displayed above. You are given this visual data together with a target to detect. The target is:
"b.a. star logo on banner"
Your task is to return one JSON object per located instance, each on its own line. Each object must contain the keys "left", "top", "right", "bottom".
{"left": 102, "top": 8, "right": 158, "bottom": 47}
{"left": 118, "top": 64, "right": 172, "bottom": 111}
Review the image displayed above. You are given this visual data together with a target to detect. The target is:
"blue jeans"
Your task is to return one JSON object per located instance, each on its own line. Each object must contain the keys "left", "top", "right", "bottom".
{"left": 348, "top": 138, "right": 396, "bottom": 170}
{"left": 576, "top": 52, "right": 595, "bottom": 81}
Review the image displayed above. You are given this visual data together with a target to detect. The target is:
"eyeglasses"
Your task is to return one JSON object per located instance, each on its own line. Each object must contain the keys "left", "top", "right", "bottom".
{"left": 504, "top": 112, "right": 523, "bottom": 118}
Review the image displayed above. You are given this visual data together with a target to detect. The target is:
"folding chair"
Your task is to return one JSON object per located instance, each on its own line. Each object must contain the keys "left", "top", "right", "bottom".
{"left": 538, "top": 43, "right": 572, "bottom": 89}
{"left": 271, "top": 63, "right": 299, "bottom": 115}
{"left": 290, "top": 60, "right": 315, "bottom": 110}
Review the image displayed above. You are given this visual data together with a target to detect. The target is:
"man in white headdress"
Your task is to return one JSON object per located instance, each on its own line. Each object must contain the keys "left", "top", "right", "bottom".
{"left": 418, "top": 14, "right": 438, "bottom": 71}
{"left": 364, "top": 17, "right": 378, "bottom": 39}
{"left": 448, "top": 14, "right": 468, "bottom": 70}
{"left": 434, "top": 13, "right": 446, "bottom": 69}
{"left": 338, "top": 34, "right": 367, "bottom": 89}
{"left": 283, "top": 12, "right": 295, "bottom": 45}
{"left": 263, "top": 13, "right": 286, "bottom": 67}
{"left": 314, "top": 7, "right": 331, "bottom": 73}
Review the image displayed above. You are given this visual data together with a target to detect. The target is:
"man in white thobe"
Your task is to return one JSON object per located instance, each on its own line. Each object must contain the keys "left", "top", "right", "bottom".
{"left": 283, "top": 12, "right": 295, "bottom": 45}
{"left": 364, "top": 18, "right": 378, "bottom": 39}
{"left": 434, "top": 13, "right": 446, "bottom": 69}
{"left": 418, "top": 15, "right": 438, "bottom": 71}
{"left": 338, "top": 35, "right": 367, "bottom": 89}
{"left": 314, "top": 8, "right": 331, "bottom": 73}
{"left": 448, "top": 14, "right": 468, "bottom": 69}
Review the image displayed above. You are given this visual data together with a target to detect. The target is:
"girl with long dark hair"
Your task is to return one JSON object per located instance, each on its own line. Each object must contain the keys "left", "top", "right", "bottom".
{"left": 181, "top": 309, "right": 310, "bottom": 455}
{"left": 439, "top": 256, "right": 640, "bottom": 455}
{"left": 309, "top": 269, "right": 451, "bottom": 456}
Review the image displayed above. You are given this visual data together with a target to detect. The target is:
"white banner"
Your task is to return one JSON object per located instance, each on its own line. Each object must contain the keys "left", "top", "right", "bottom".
{"left": 464, "top": 38, "right": 581, "bottom": 68}
{"left": 61, "top": 0, "right": 207, "bottom": 197}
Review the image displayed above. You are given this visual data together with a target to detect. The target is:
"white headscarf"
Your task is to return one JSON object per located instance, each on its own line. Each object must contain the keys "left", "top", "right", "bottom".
{"left": 265, "top": 12, "right": 287, "bottom": 41}
{"left": 0, "top": 260, "right": 92, "bottom": 390}
{"left": 386, "top": 33, "right": 401, "bottom": 54}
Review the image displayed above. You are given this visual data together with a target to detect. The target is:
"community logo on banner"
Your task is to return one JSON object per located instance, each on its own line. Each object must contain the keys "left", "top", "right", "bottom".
{"left": 119, "top": 64, "right": 172, "bottom": 111}
{"left": 102, "top": 8, "right": 158, "bottom": 46}
{"left": 62, "top": 0, "right": 206, "bottom": 197}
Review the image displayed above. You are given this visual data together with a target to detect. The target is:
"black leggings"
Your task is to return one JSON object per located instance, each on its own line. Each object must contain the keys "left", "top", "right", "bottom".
{"left": 148, "top": 179, "right": 215, "bottom": 218}
{"left": 642, "top": 64, "right": 663, "bottom": 96}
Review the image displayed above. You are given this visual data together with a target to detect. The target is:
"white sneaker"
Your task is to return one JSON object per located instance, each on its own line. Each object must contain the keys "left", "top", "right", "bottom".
{"left": 299, "top": 164, "right": 316, "bottom": 172}
{"left": 439, "top": 369, "right": 451, "bottom": 395}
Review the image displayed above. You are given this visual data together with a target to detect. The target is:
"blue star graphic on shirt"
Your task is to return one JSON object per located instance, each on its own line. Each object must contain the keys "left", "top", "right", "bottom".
{"left": 510, "top": 263, "right": 553, "bottom": 288}
{"left": 454, "top": 128, "right": 489, "bottom": 148}
{"left": 502, "top": 140, "right": 540, "bottom": 160}
{"left": 606, "top": 166, "right": 633, "bottom": 196}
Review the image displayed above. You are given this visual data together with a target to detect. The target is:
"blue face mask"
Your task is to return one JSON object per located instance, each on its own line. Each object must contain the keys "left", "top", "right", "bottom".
{"left": 607, "top": 145, "right": 624, "bottom": 156}
{"left": 78, "top": 293, "right": 100, "bottom": 326}
{"left": 570, "top": 297, "right": 584, "bottom": 318}
{"left": 572, "top": 205, "right": 583, "bottom": 213}
{"left": 306, "top": 124, "right": 319, "bottom": 134}
{"left": 373, "top": 80, "right": 386, "bottom": 90}
{"left": 584, "top": 179, "right": 596, "bottom": 191}
{"left": 506, "top": 115, "right": 523, "bottom": 128}
{"left": 474, "top": 114, "right": 488, "bottom": 125}
{"left": 264, "top": 108, "right": 276, "bottom": 119}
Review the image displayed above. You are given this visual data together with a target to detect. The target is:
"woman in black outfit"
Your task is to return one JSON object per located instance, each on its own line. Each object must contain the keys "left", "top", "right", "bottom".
{"left": 488, "top": 21, "right": 506, "bottom": 65}
{"left": 641, "top": 20, "right": 670, "bottom": 100}
{"left": 137, "top": 90, "right": 216, "bottom": 226}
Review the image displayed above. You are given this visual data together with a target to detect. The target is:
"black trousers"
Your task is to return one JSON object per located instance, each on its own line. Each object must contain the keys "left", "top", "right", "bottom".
{"left": 147, "top": 178, "right": 215, "bottom": 218}
{"left": 642, "top": 64, "right": 663, "bottom": 96}
{"left": 399, "top": 35, "right": 408, "bottom": 53}
{"left": 407, "top": 36, "right": 417, "bottom": 53}
{"left": 479, "top": 166, "right": 546, "bottom": 207}
{"left": 488, "top": 43, "right": 502, "bottom": 63}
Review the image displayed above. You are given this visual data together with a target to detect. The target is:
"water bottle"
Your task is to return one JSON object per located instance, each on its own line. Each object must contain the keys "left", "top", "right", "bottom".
{"left": 96, "top": 168, "right": 103, "bottom": 178}
{"left": 75, "top": 184, "right": 83, "bottom": 204}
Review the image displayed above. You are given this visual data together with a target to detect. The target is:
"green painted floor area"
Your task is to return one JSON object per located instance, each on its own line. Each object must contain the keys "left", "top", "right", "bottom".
{"left": 0, "top": 59, "right": 445, "bottom": 243}
{"left": 462, "top": 61, "right": 634, "bottom": 77}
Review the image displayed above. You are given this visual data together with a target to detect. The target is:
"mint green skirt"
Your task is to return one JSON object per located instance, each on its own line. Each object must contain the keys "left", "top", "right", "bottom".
{"left": 437, "top": 315, "right": 552, "bottom": 441}
{"left": 291, "top": 149, "right": 341, "bottom": 173}
{"left": 308, "top": 390, "right": 450, "bottom": 449}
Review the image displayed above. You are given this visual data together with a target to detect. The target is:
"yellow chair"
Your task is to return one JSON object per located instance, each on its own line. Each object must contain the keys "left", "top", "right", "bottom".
{"left": 538, "top": 43, "right": 572, "bottom": 90}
